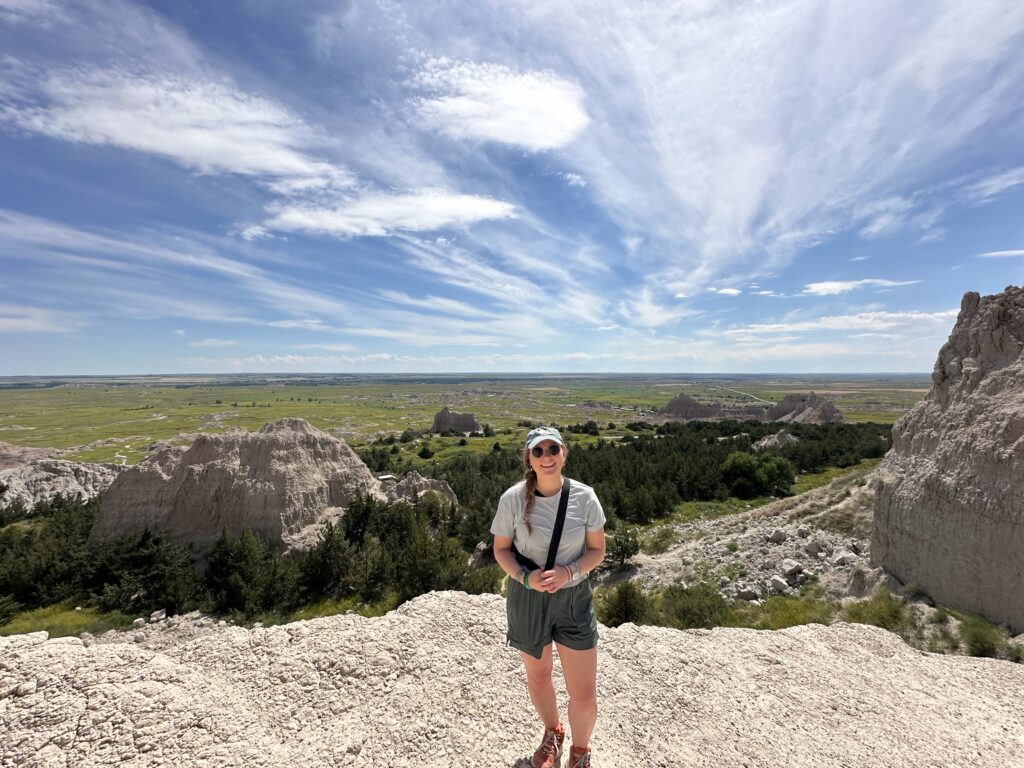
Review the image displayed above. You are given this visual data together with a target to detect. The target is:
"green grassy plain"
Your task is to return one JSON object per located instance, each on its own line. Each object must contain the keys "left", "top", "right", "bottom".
{"left": 0, "top": 374, "right": 926, "bottom": 464}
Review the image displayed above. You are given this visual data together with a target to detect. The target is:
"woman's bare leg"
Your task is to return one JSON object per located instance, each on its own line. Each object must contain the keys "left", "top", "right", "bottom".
{"left": 555, "top": 643, "right": 597, "bottom": 747}
{"left": 520, "top": 645, "right": 559, "bottom": 728}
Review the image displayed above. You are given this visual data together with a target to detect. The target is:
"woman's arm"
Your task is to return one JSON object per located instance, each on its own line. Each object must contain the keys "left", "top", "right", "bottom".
{"left": 575, "top": 527, "right": 606, "bottom": 576}
{"left": 492, "top": 534, "right": 524, "bottom": 581}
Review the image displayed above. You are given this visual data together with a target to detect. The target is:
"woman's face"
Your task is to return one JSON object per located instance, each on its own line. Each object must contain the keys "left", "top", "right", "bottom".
{"left": 527, "top": 439, "right": 566, "bottom": 479}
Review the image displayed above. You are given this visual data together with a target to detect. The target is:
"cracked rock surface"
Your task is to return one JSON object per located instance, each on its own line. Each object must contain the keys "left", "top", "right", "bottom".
{"left": 3, "top": 591, "right": 1024, "bottom": 767}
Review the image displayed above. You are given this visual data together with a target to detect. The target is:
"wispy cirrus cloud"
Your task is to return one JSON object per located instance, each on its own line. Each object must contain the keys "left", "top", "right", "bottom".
{"left": 2, "top": 69, "right": 354, "bottom": 189}
{"left": 718, "top": 309, "right": 958, "bottom": 336}
{"left": 802, "top": 279, "right": 920, "bottom": 296}
{"left": 264, "top": 190, "right": 516, "bottom": 238}
{"left": 411, "top": 58, "right": 589, "bottom": 151}
{"left": 961, "top": 166, "right": 1024, "bottom": 204}
{"left": 188, "top": 338, "right": 238, "bottom": 347}
{"left": 0, "top": 303, "right": 80, "bottom": 333}
{"left": 976, "top": 249, "right": 1024, "bottom": 258}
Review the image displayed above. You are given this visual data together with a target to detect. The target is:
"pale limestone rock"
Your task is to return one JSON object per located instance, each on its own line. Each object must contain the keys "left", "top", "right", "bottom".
{"left": 3, "top": 591, "right": 1023, "bottom": 767}
{"left": 429, "top": 406, "right": 480, "bottom": 434}
{"left": 0, "top": 456, "right": 123, "bottom": 505}
{"left": 93, "top": 419, "right": 383, "bottom": 554}
{"left": 768, "top": 392, "right": 845, "bottom": 424}
{"left": 379, "top": 470, "right": 457, "bottom": 506}
{"left": 873, "top": 285, "right": 1024, "bottom": 631}
{"left": 753, "top": 430, "right": 800, "bottom": 451}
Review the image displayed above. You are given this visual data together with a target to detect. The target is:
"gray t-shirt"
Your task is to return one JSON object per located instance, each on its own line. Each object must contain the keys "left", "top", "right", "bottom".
{"left": 490, "top": 478, "right": 606, "bottom": 587}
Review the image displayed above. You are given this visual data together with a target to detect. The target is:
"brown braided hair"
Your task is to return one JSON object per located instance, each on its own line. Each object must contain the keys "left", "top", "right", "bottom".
{"left": 521, "top": 444, "right": 567, "bottom": 534}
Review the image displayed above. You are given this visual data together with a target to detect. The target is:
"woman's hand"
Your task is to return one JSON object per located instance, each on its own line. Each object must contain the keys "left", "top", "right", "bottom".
{"left": 534, "top": 566, "right": 572, "bottom": 593}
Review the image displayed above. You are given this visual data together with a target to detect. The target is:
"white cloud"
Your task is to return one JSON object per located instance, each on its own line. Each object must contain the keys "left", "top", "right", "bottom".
{"left": 562, "top": 173, "right": 586, "bottom": 187}
{"left": 294, "top": 343, "right": 357, "bottom": 352}
{"left": 857, "top": 198, "right": 915, "bottom": 239}
{"left": 802, "top": 279, "right": 920, "bottom": 296}
{"left": 618, "top": 286, "right": 698, "bottom": 328}
{"left": 378, "top": 290, "right": 489, "bottom": 318}
{"left": 850, "top": 256, "right": 869, "bottom": 262}
{"left": 720, "top": 309, "right": 957, "bottom": 336}
{"left": 712, "top": 287, "right": 742, "bottom": 296}
{"left": 268, "top": 318, "right": 332, "bottom": 331}
{"left": 961, "top": 166, "right": 1024, "bottom": 204}
{"left": 265, "top": 190, "right": 516, "bottom": 237}
{"left": 0, "top": 304, "right": 79, "bottom": 333}
{"left": 172, "top": 329, "right": 186, "bottom": 336}
{"left": 188, "top": 338, "right": 238, "bottom": 347}
{"left": 412, "top": 58, "right": 589, "bottom": 151}
{"left": 976, "top": 249, "right": 1024, "bottom": 258}
{"left": 3, "top": 69, "right": 353, "bottom": 186}
{"left": 532, "top": 0, "right": 1024, "bottom": 288}
{"left": 0, "top": 0, "right": 65, "bottom": 23}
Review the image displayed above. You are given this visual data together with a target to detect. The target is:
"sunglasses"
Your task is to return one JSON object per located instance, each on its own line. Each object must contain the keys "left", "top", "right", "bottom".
{"left": 530, "top": 444, "right": 562, "bottom": 458}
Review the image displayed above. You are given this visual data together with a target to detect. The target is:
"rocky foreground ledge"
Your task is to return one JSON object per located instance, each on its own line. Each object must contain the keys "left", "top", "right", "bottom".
{"left": 3, "top": 592, "right": 1023, "bottom": 767}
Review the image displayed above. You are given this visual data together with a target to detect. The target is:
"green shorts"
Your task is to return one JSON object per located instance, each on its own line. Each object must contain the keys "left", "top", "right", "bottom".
{"left": 506, "top": 578, "right": 599, "bottom": 659}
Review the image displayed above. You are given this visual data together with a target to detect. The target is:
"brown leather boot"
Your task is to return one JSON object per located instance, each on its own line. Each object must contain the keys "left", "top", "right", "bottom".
{"left": 566, "top": 745, "right": 591, "bottom": 767}
{"left": 531, "top": 724, "right": 565, "bottom": 768}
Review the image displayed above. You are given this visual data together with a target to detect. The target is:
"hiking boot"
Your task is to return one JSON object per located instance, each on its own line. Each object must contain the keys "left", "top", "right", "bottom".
{"left": 566, "top": 745, "right": 591, "bottom": 768}
{"left": 531, "top": 724, "right": 565, "bottom": 768}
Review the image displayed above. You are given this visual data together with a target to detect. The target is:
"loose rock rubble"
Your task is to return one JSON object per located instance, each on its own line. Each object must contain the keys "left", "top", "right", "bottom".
{"left": 621, "top": 466, "right": 882, "bottom": 602}
{"left": 3, "top": 591, "right": 1023, "bottom": 767}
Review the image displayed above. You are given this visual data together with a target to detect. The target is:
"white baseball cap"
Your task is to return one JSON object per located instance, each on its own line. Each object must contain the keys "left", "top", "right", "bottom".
{"left": 525, "top": 426, "right": 565, "bottom": 450}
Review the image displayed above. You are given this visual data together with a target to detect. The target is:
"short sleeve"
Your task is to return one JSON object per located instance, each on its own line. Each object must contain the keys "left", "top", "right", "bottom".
{"left": 584, "top": 489, "right": 606, "bottom": 531}
{"left": 490, "top": 490, "right": 518, "bottom": 538}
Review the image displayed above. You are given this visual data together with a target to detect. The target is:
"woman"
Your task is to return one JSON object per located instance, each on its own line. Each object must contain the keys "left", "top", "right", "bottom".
{"left": 491, "top": 426, "right": 606, "bottom": 768}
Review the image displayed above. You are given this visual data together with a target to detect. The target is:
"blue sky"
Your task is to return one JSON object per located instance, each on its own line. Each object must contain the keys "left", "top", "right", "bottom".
{"left": 1, "top": 0, "right": 1023, "bottom": 375}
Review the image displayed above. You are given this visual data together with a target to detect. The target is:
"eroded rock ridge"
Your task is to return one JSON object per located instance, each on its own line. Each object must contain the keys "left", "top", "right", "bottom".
{"left": 93, "top": 419, "right": 454, "bottom": 554}
{"left": 872, "top": 285, "right": 1024, "bottom": 630}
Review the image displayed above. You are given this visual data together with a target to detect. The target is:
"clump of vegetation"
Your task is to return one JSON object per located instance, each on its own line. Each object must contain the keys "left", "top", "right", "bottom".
{"left": 598, "top": 580, "right": 654, "bottom": 627}
{"left": 640, "top": 525, "right": 678, "bottom": 555}
{"left": 730, "top": 584, "right": 835, "bottom": 630}
{"left": 606, "top": 527, "right": 640, "bottom": 566}
{"left": 721, "top": 452, "right": 795, "bottom": 499}
{"left": 843, "top": 589, "right": 912, "bottom": 633}
{"left": 957, "top": 614, "right": 1014, "bottom": 659}
{"left": 658, "top": 583, "right": 731, "bottom": 630}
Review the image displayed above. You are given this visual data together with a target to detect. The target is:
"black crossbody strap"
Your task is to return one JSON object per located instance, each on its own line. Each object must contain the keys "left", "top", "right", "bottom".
{"left": 544, "top": 478, "right": 571, "bottom": 571}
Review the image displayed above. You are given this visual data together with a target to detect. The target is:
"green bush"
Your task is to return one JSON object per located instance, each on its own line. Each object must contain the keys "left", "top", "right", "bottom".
{"left": 639, "top": 526, "right": 677, "bottom": 555}
{"left": 731, "top": 586, "right": 835, "bottom": 630}
{"left": 843, "top": 590, "right": 910, "bottom": 632}
{"left": 959, "top": 615, "right": 1006, "bottom": 658}
{"left": 658, "top": 583, "right": 730, "bottom": 630}
{"left": 607, "top": 527, "right": 640, "bottom": 566}
{"left": 0, "top": 594, "right": 19, "bottom": 627}
{"left": 599, "top": 580, "right": 653, "bottom": 627}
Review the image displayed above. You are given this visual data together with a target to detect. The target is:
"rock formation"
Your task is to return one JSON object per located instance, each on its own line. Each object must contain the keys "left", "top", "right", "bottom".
{"left": 93, "top": 419, "right": 454, "bottom": 554}
{"left": 768, "top": 392, "right": 845, "bottom": 423}
{"left": 873, "top": 285, "right": 1024, "bottom": 630}
{"left": 430, "top": 406, "right": 480, "bottom": 434}
{"left": 753, "top": 430, "right": 800, "bottom": 451}
{"left": 3, "top": 591, "right": 1023, "bottom": 767}
{"left": 659, "top": 393, "right": 765, "bottom": 421}
{"left": 661, "top": 393, "right": 721, "bottom": 420}
{"left": 0, "top": 449, "right": 123, "bottom": 505}
{"left": 379, "top": 470, "right": 458, "bottom": 506}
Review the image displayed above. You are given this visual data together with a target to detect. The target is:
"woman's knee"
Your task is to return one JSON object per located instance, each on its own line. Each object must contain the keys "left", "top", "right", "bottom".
{"left": 568, "top": 687, "right": 597, "bottom": 710}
